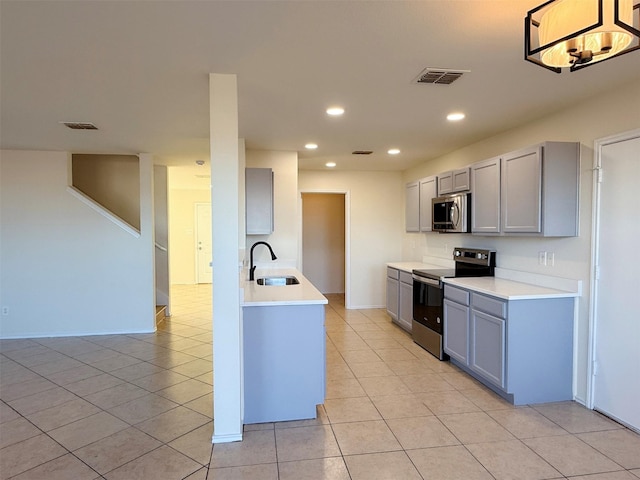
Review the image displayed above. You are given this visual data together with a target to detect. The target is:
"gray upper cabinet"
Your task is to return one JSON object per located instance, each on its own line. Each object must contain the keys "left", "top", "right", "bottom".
{"left": 419, "top": 176, "right": 437, "bottom": 232}
{"left": 438, "top": 167, "right": 470, "bottom": 195}
{"left": 502, "top": 142, "right": 579, "bottom": 236}
{"left": 471, "top": 157, "right": 501, "bottom": 234}
{"left": 470, "top": 141, "right": 579, "bottom": 237}
{"left": 502, "top": 146, "right": 542, "bottom": 233}
{"left": 405, "top": 181, "right": 420, "bottom": 232}
{"left": 246, "top": 168, "right": 274, "bottom": 235}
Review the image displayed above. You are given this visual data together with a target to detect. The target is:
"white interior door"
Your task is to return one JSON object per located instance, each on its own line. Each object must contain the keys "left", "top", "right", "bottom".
{"left": 591, "top": 131, "right": 640, "bottom": 432}
{"left": 196, "top": 203, "right": 212, "bottom": 284}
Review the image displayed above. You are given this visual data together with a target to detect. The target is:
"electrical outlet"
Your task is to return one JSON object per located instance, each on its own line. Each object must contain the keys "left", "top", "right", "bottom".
{"left": 2, "top": 307, "right": 8, "bottom": 316}
{"left": 548, "top": 252, "right": 555, "bottom": 266}
{"left": 538, "top": 251, "right": 547, "bottom": 266}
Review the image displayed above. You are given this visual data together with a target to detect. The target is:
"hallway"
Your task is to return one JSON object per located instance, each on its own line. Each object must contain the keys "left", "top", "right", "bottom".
{"left": 1, "top": 287, "right": 639, "bottom": 479}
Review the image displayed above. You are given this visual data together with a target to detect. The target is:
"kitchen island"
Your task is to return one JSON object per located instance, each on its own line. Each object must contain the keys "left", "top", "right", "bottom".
{"left": 240, "top": 268, "right": 327, "bottom": 424}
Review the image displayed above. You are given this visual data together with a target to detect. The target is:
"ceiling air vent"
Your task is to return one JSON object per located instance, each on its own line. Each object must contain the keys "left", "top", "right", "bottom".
{"left": 60, "top": 121, "right": 98, "bottom": 130}
{"left": 352, "top": 150, "right": 373, "bottom": 155}
{"left": 413, "top": 68, "right": 469, "bottom": 85}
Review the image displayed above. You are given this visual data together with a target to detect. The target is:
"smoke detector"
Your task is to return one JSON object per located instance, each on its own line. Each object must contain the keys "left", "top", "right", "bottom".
{"left": 413, "top": 68, "right": 469, "bottom": 85}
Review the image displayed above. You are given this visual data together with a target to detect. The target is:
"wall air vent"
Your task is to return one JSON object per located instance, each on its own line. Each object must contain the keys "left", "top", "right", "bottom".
{"left": 61, "top": 121, "right": 98, "bottom": 130}
{"left": 352, "top": 150, "right": 373, "bottom": 155}
{"left": 413, "top": 68, "right": 469, "bottom": 85}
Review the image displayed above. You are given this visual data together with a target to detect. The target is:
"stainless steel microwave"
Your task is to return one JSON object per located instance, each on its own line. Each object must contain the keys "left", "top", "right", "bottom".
{"left": 432, "top": 193, "right": 470, "bottom": 233}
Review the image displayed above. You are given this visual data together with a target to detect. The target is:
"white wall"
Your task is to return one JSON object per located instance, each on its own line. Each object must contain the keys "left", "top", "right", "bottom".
{"left": 0, "top": 150, "right": 156, "bottom": 338}
{"left": 401, "top": 79, "right": 640, "bottom": 404}
{"left": 298, "top": 170, "right": 404, "bottom": 308}
{"left": 245, "top": 150, "right": 298, "bottom": 268}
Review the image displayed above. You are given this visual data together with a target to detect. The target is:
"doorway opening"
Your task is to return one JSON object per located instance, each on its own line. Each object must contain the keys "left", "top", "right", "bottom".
{"left": 301, "top": 192, "right": 349, "bottom": 306}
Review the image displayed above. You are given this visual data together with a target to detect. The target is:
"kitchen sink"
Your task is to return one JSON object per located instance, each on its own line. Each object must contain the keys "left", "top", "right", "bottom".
{"left": 256, "top": 276, "right": 300, "bottom": 286}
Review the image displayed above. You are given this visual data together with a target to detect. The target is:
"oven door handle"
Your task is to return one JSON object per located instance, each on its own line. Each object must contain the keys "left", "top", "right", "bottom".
{"left": 412, "top": 274, "right": 441, "bottom": 287}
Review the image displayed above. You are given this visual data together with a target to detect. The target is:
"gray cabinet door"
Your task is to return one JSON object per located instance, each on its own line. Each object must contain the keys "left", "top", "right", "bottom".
{"left": 471, "top": 157, "right": 501, "bottom": 234}
{"left": 398, "top": 279, "right": 413, "bottom": 332}
{"left": 443, "top": 299, "right": 469, "bottom": 364}
{"left": 419, "top": 176, "right": 437, "bottom": 232}
{"left": 470, "top": 309, "right": 506, "bottom": 388}
{"left": 452, "top": 167, "right": 470, "bottom": 192}
{"left": 502, "top": 146, "right": 542, "bottom": 233}
{"left": 405, "top": 181, "right": 420, "bottom": 232}
{"left": 437, "top": 172, "right": 453, "bottom": 195}
{"left": 386, "top": 274, "right": 399, "bottom": 321}
{"left": 246, "top": 168, "right": 274, "bottom": 235}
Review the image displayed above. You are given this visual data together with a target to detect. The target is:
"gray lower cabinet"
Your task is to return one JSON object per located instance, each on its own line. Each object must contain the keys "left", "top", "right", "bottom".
{"left": 243, "top": 304, "right": 325, "bottom": 423}
{"left": 470, "top": 308, "right": 505, "bottom": 389}
{"left": 443, "top": 298, "right": 469, "bottom": 364}
{"left": 386, "top": 267, "right": 412, "bottom": 332}
{"left": 386, "top": 268, "right": 399, "bottom": 321}
{"left": 444, "top": 284, "right": 574, "bottom": 405}
{"left": 398, "top": 271, "right": 413, "bottom": 332}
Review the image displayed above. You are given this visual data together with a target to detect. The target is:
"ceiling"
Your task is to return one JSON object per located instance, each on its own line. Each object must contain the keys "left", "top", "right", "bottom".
{"left": 1, "top": 1, "right": 639, "bottom": 172}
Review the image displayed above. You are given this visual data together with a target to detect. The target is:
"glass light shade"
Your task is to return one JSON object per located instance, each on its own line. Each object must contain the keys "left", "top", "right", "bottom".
{"left": 539, "top": 0, "right": 633, "bottom": 67}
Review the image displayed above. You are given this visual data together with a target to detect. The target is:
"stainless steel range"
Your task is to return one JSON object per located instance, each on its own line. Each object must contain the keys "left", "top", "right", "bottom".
{"left": 412, "top": 247, "right": 496, "bottom": 360}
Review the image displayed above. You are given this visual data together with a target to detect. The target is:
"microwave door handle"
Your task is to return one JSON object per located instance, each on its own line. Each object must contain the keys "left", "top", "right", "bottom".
{"left": 451, "top": 202, "right": 460, "bottom": 227}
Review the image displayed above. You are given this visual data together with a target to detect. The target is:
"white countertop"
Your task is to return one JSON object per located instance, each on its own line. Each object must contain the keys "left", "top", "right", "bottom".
{"left": 444, "top": 276, "right": 579, "bottom": 300}
{"left": 241, "top": 268, "right": 328, "bottom": 307}
{"left": 386, "top": 262, "right": 444, "bottom": 273}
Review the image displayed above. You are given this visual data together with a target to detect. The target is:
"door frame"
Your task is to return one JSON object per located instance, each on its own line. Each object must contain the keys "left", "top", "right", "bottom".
{"left": 299, "top": 190, "right": 351, "bottom": 308}
{"left": 586, "top": 127, "right": 640, "bottom": 411}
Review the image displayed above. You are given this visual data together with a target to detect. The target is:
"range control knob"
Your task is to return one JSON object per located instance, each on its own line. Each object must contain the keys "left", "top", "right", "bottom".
{"left": 454, "top": 250, "right": 461, "bottom": 257}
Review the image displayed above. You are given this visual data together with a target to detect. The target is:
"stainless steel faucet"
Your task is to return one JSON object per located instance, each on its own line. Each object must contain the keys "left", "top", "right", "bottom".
{"left": 249, "top": 241, "right": 277, "bottom": 281}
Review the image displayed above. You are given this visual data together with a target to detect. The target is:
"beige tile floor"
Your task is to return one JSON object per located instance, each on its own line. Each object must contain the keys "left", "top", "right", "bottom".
{"left": 1, "top": 286, "right": 639, "bottom": 479}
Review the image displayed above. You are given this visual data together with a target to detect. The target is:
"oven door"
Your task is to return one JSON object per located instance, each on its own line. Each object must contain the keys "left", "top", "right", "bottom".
{"left": 412, "top": 276, "right": 444, "bottom": 334}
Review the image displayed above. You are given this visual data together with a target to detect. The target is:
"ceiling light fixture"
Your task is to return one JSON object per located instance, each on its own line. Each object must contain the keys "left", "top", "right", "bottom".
{"left": 195, "top": 160, "right": 205, "bottom": 166}
{"left": 326, "top": 107, "right": 345, "bottom": 116}
{"left": 447, "top": 112, "right": 466, "bottom": 121}
{"left": 388, "top": 148, "right": 401, "bottom": 155}
{"left": 325, "top": 162, "right": 337, "bottom": 168}
{"left": 525, "top": 0, "right": 640, "bottom": 73}
{"left": 305, "top": 143, "right": 318, "bottom": 150}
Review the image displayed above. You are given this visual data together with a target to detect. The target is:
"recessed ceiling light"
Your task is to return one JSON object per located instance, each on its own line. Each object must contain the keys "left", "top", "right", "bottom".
{"left": 447, "top": 112, "right": 465, "bottom": 121}
{"left": 325, "top": 162, "right": 337, "bottom": 168}
{"left": 388, "top": 148, "right": 401, "bottom": 155}
{"left": 326, "top": 107, "right": 345, "bottom": 116}
{"left": 305, "top": 143, "right": 318, "bottom": 150}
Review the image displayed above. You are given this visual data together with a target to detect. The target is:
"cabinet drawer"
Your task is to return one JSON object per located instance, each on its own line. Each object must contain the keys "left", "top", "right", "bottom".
{"left": 399, "top": 271, "right": 413, "bottom": 285}
{"left": 387, "top": 267, "right": 399, "bottom": 280}
{"left": 444, "top": 285, "right": 469, "bottom": 305}
{"left": 471, "top": 293, "right": 506, "bottom": 318}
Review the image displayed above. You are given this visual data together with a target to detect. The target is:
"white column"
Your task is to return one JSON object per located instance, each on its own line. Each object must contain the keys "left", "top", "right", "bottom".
{"left": 210, "top": 74, "right": 243, "bottom": 443}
